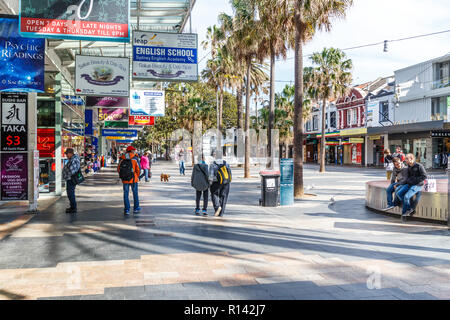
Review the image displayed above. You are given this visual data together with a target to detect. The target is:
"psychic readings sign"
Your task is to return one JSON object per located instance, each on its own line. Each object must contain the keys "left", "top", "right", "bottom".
{"left": 75, "top": 55, "right": 130, "bottom": 97}
{"left": 1, "top": 152, "right": 28, "bottom": 200}
{"left": 132, "top": 31, "right": 198, "bottom": 82}
{"left": 19, "top": 0, "right": 130, "bottom": 42}
{"left": 0, "top": 16, "right": 44, "bottom": 92}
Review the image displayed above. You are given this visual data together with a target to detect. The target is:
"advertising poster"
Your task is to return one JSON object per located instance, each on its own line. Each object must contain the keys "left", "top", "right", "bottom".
{"left": 62, "top": 95, "right": 84, "bottom": 107}
{"left": 19, "top": 0, "right": 130, "bottom": 42}
{"left": 1, "top": 152, "right": 28, "bottom": 200}
{"left": 1, "top": 93, "right": 28, "bottom": 151}
{"left": 366, "top": 101, "right": 378, "bottom": 127}
{"left": 98, "top": 108, "right": 128, "bottom": 122}
{"left": 101, "top": 129, "right": 137, "bottom": 138}
{"left": 75, "top": 55, "right": 130, "bottom": 97}
{"left": 132, "top": 31, "right": 198, "bottom": 82}
{"left": 86, "top": 96, "right": 128, "bottom": 108}
{"left": 130, "top": 90, "right": 165, "bottom": 116}
{"left": 85, "top": 109, "right": 93, "bottom": 135}
{"left": 37, "top": 128, "right": 55, "bottom": 158}
{"left": 129, "top": 115, "right": 154, "bottom": 126}
{"left": 0, "top": 16, "right": 44, "bottom": 92}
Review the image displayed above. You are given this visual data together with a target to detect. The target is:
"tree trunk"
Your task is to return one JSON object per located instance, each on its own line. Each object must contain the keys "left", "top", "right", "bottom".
{"left": 244, "top": 57, "right": 252, "bottom": 178}
{"left": 219, "top": 85, "right": 224, "bottom": 132}
{"left": 293, "top": 16, "right": 304, "bottom": 198}
{"left": 320, "top": 97, "right": 327, "bottom": 173}
{"left": 237, "top": 83, "right": 243, "bottom": 129}
{"left": 268, "top": 47, "right": 275, "bottom": 169}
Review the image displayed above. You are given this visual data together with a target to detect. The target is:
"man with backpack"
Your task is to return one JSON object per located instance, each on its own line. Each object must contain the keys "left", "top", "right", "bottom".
{"left": 191, "top": 155, "right": 210, "bottom": 216}
{"left": 117, "top": 146, "right": 142, "bottom": 215}
{"left": 62, "top": 148, "right": 81, "bottom": 214}
{"left": 209, "top": 157, "right": 232, "bottom": 217}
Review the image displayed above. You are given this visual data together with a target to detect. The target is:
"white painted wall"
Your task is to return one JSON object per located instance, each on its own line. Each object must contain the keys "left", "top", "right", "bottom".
{"left": 394, "top": 98, "right": 431, "bottom": 124}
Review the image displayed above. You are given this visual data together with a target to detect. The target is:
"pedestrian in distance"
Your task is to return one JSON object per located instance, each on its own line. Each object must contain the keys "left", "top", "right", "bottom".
{"left": 140, "top": 151, "right": 150, "bottom": 182}
{"left": 179, "top": 149, "right": 186, "bottom": 175}
{"left": 383, "top": 157, "right": 408, "bottom": 211}
{"left": 191, "top": 155, "right": 210, "bottom": 216}
{"left": 209, "top": 156, "right": 232, "bottom": 217}
{"left": 394, "top": 153, "right": 427, "bottom": 217}
{"left": 118, "top": 146, "right": 142, "bottom": 215}
{"left": 384, "top": 149, "right": 394, "bottom": 180}
{"left": 62, "top": 148, "right": 81, "bottom": 214}
{"left": 393, "top": 146, "right": 406, "bottom": 163}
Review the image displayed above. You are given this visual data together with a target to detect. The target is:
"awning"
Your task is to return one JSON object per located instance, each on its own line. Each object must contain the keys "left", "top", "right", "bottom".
{"left": 367, "top": 120, "right": 444, "bottom": 135}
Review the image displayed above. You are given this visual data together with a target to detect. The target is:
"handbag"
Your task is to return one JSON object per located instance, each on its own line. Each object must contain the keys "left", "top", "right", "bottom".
{"left": 71, "top": 169, "right": 85, "bottom": 185}
{"left": 424, "top": 175, "right": 436, "bottom": 193}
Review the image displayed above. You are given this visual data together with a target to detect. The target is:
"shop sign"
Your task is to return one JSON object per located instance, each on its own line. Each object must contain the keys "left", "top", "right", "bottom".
{"left": 130, "top": 90, "right": 165, "bottom": 116}
{"left": 37, "top": 128, "right": 55, "bottom": 158}
{"left": 349, "top": 138, "right": 364, "bottom": 144}
{"left": 317, "top": 131, "right": 340, "bottom": 138}
{"left": 366, "top": 101, "right": 379, "bottom": 128}
{"left": 86, "top": 96, "right": 128, "bottom": 108}
{"left": 101, "top": 129, "right": 137, "bottom": 138}
{"left": 75, "top": 55, "right": 130, "bottom": 97}
{"left": 62, "top": 95, "right": 84, "bottom": 107}
{"left": 129, "top": 115, "right": 154, "bottom": 126}
{"left": 431, "top": 131, "right": 450, "bottom": 137}
{"left": 98, "top": 108, "right": 128, "bottom": 122}
{"left": 104, "top": 121, "right": 128, "bottom": 128}
{"left": 351, "top": 144, "right": 362, "bottom": 165}
{"left": 85, "top": 109, "right": 93, "bottom": 135}
{"left": 132, "top": 31, "right": 198, "bottom": 82}
{"left": 19, "top": 0, "right": 130, "bottom": 42}
{"left": 0, "top": 16, "right": 45, "bottom": 93}
{"left": 340, "top": 128, "right": 367, "bottom": 136}
{"left": 1, "top": 152, "right": 28, "bottom": 200}
{"left": 1, "top": 93, "right": 28, "bottom": 151}
{"left": 369, "top": 135, "right": 381, "bottom": 140}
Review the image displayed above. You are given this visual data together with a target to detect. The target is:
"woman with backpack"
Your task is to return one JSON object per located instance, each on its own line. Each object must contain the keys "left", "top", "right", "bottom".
{"left": 209, "top": 157, "right": 232, "bottom": 217}
{"left": 191, "top": 156, "right": 210, "bottom": 216}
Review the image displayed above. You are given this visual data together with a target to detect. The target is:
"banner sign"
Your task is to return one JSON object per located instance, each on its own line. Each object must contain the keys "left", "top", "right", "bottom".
{"left": 366, "top": 101, "right": 379, "bottom": 127}
{"left": 101, "top": 129, "right": 137, "bottom": 138}
{"left": 19, "top": 0, "right": 130, "bottom": 42}
{"left": 1, "top": 152, "right": 28, "bottom": 200}
{"left": 132, "top": 31, "right": 198, "bottom": 82}
{"left": 62, "top": 95, "right": 84, "bottom": 107}
{"left": 129, "top": 115, "right": 154, "bottom": 126}
{"left": 75, "top": 55, "right": 130, "bottom": 97}
{"left": 130, "top": 90, "right": 165, "bottom": 116}
{"left": 98, "top": 108, "right": 128, "bottom": 122}
{"left": 1, "top": 93, "right": 28, "bottom": 151}
{"left": 86, "top": 96, "right": 128, "bottom": 108}
{"left": 0, "top": 16, "right": 44, "bottom": 92}
{"left": 104, "top": 121, "right": 128, "bottom": 128}
{"left": 85, "top": 109, "right": 93, "bottom": 135}
{"left": 349, "top": 138, "right": 364, "bottom": 144}
{"left": 37, "top": 128, "right": 55, "bottom": 158}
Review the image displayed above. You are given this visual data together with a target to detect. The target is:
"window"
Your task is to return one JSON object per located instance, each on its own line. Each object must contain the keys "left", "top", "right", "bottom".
{"left": 347, "top": 109, "right": 357, "bottom": 125}
{"left": 434, "top": 61, "right": 450, "bottom": 89}
{"left": 330, "top": 112, "right": 336, "bottom": 128}
{"left": 380, "top": 101, "right": 389, "bottom": 122}
{"left": 306, "top": 120, "right": 311, "bottom": 132}
{"left": 431, "top": 97, "right": 447, "bottom": 120}
{"left": 313, "top": 115, "right": 319, "bottom": 131}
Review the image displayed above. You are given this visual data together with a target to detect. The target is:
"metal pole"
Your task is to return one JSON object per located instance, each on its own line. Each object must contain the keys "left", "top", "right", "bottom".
{"left": 216, "top": 87, "right": 219, "bottom": 129}
{"left": 27, "top": 92, "right": 38, "bottom": 213}
{"left": 189, "top": 0, "right": 192, "bottom": 33}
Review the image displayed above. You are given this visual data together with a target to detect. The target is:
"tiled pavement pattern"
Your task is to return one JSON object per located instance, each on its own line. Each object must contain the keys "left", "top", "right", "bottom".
{"left": 0, "top": 163, "right": 449, "bottom": 300}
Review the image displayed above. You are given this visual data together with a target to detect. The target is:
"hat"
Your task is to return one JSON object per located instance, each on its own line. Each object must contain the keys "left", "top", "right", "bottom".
{"left": 126, "top": 146, "right": 136, "bottom": 152}
{"left": 64, "top": 148, "right": 74, "bottom": 155}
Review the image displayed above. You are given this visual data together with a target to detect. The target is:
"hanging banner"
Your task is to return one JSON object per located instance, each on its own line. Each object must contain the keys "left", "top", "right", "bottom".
{"left": 37, "top": 128, "right": 55, "bottom": 158}
{"left": 1, "top": 93, "right": 28, "bottom": 151}
{"left": 86, "top": 96, "right": 128, "bottom": 108}
{"left": 85, "top": 109, "right": 93, "bottom": 135}
{"left": 98, "top": 108, "right": 128, "bottom": 122}
{"left": 132, "top": 31, "right": 198, "bottom": 82}
{"left": 75, "top": 55, "right": 130, "bottom": 97}
{"left": 0, "top": 16, "right": 44, "bottom": 93}
{"left": 19, "top": 0, "right": 130, "bottom": 42}
{"left": 1, "top": 152, "right": 28, "bottom": 200}
{"left": 129, "top": 115, "right": 154, "bottom": 126}
{"left": 62, "top": 95, "right": 84, "bottom": 107}
{"left": 104, "top": 121, "right": 128, "bottom": 128}
{"left": 130, "top": 90, "right": 165, "bottom": 116}
{"left": 366, "top": 101, "right": 378, "bottom": 127}
{"left": 101, "top": 129, "right": 137, "bottom": 138}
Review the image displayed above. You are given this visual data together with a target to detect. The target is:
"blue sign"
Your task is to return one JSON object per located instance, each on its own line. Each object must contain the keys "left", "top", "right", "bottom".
{"left": 133, "top": 46, "right": 197, "bottom": 65}
{"left": 101, "top": 129, "right": 137, "bottom": 138}
{"left": 62, "top": 95, "right": 84, "bottom": 107}
{"left": 85, "top": 109, "right": 93, "bottom": 136}
{"left": 280, "top": 159, "right": 294, "bottom": 206}
{"left": 0, "top": 16, "right": 44, "bottom": 92}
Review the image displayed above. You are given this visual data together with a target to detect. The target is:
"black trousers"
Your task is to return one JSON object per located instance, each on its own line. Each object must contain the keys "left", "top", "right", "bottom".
{"left": 196, "top": 189, "right": 209, "bottom": 210}
{"left": 210, "top": 182, "right": 230, "bottom": 216}
{"left": 66, "top": 179, "right": 77, "bottom": 209}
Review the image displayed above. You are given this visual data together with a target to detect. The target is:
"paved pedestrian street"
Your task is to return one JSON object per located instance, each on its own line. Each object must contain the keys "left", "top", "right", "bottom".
{"left": 0, "top": 163, "right": 448, "bottom": 300}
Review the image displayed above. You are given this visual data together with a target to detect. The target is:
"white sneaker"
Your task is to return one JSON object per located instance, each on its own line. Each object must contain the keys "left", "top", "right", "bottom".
{"left": 214, "top": 207, "right": 222, "bottom": 217}
{"left": 383, "top": 205, "right": 395, "bottom": 211}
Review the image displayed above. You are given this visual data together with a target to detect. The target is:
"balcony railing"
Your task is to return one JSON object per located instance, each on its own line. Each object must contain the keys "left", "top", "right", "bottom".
{"left": 432, "top": 77, "right": 450, "bottom": 89}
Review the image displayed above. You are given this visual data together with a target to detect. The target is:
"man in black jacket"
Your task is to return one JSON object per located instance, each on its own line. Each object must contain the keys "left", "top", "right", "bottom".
{"left": 395, "top": 153, "right": 427, "bottom": 216}
{"left": 383, "top": 157, "right": 408, "bottom": 211}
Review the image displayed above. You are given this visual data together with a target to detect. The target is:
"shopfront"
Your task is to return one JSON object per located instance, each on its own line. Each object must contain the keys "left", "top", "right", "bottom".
{"left": 389, "top": 131, "right": 432, "bottom": 169}
{"left": 366, "top": 135, "right": 387, "bottom": 167}
{"left": 305, "top": 135, "right": 318, "bottom": 163}
{"left": 431, "top": 131, "right": 450, "bottom": 169}
{"left": 339, "top": 128, "right": 366, "bottom": 166}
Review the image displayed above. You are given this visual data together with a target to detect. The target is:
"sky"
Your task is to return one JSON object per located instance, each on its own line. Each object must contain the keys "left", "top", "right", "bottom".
{"left": 190, "top": 0, "right": 450, "bottom": 97}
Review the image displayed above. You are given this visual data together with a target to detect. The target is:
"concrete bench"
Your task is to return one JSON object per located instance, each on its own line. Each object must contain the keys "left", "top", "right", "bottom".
{"left": 365, "top": 180, "right": 448, "bottom": 222}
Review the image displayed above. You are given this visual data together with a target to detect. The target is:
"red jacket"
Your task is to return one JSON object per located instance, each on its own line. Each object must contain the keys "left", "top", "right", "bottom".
{"left": 117, "top": 152, "right": 141, "bottom": 184}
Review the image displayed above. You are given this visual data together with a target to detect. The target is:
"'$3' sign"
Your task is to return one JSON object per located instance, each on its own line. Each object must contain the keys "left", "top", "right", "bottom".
{"left": 6, "top": 135, "right": 21, "bottom": 146}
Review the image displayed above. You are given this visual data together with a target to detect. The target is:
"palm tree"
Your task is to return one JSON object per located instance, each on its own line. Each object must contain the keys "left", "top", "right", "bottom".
{"left": 287, "top": 0, "right": 353, "bottom": 198}
{"left": 304, "top": 47, "right": 352, "bottom": 173}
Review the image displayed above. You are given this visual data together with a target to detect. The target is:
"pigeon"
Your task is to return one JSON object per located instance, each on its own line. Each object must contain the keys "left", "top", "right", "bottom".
{"left": 330, "top": 196, "right": 336, "bottom": 203}
{"left": 305, "top": 185, "right": 312, "bottom": 191}
{"left": 311, "top": 184, "right": 316, "bottom": 189}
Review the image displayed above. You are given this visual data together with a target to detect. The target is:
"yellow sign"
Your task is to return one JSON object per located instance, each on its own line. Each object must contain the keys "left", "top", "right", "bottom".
{"left": 349, "top": 138, "right": 364, "bottom": 144}
{"left": 340, "top": 128, "right": 367, "bottom": 136}
{"left": 369, "top": 135, "right": 381, "bottom": 140}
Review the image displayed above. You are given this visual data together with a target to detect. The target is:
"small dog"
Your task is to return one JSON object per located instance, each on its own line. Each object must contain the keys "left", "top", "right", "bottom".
{"left": 160, "top": 174, "right": 170, "bottom": 182}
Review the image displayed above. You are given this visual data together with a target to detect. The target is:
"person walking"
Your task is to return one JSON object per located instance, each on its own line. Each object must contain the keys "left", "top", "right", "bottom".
{"left": 62, "top": 148, "right": 81, "bottom": 214}
{"left": 140, "top": 152, "right": 150, "bottom": 182}
{"left": 191, "top": 156, "right": 210, "bottom": 216}
{"left": 393, "top": 146, "right": 406, "bottom": 162}
{"left": 384, "top": 149, "right": 394, "bottom": 180}
{"left": 394, "top": 153, "right": 427, "bottom": 217}
{"left": 118, "top": 146, "right": 142, "bottom": 215}
{"left": 209, "top": 158, "right": 232, "bottom": 217}
{"left": 383, "top": 157, "right": 408, "bottom": 211}
{"left": 178, "top": 149, "right": 186, "bottom": 175}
